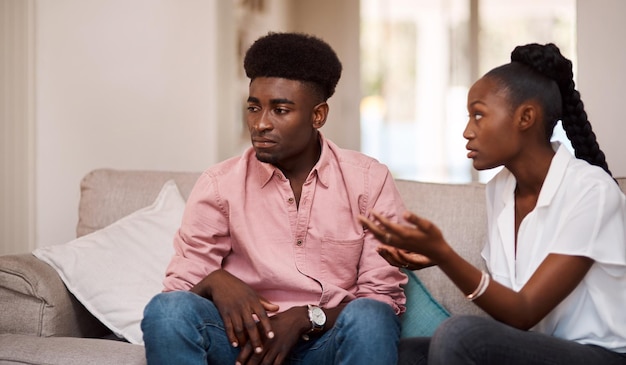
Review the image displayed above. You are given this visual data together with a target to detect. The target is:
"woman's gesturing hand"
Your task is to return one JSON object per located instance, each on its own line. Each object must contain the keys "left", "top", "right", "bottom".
{"left": 376, "top": 245, "right": 435, "bottom": 270}
{"left": 358, "top": 210, "right": 450, "bottom": 266}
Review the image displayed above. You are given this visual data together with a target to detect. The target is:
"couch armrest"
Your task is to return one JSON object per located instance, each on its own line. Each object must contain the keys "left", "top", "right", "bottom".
{"left": 0, "top": 253, "right": 110, "bottom": 338}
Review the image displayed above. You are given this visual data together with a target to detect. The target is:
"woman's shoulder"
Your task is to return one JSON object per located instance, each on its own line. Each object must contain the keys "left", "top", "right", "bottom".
{"left": 565, "top": 158, "right": 623, "bottom": 198}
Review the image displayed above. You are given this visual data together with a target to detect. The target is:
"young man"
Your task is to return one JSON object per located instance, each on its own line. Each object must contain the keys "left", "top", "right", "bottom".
{"left": 141, "top": 32, "right": 407, "bottom": 365}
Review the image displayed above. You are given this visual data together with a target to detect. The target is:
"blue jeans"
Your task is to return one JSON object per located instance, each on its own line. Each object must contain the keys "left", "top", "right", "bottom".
{"left": 398, "top": 315, "right": 626, "bottom": 365}
{"left": 141, "top": 291, "right": 400, "bottom": 365}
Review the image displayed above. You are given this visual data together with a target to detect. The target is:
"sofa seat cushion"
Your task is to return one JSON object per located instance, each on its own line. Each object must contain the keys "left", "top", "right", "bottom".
{"left": 0, "top": 334, "right": 145, "bottom": 365}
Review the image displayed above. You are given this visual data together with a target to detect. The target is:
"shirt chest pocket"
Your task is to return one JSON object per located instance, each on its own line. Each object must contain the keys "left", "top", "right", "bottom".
{"left": 320, "top": 236, "right": 364, "bottom": 288}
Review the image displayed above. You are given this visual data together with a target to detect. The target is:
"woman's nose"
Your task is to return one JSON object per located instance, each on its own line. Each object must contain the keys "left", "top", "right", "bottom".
{"left": 462, "top": 122, "right": 475, "bottom": 140}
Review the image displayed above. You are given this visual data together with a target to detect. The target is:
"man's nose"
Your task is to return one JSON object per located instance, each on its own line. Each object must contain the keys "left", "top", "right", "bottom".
{"left": 251, "top": 110, "right": 273, "bottom": 131}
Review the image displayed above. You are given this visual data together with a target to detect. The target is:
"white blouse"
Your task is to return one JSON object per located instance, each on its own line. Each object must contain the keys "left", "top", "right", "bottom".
{"left": 482, "top": 142, "right": 626, "bottom": 353}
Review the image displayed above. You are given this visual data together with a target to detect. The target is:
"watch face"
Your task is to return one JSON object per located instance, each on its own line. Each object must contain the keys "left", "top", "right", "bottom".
{"left": 311, "top": 306, "right": 326, "bottom": 326}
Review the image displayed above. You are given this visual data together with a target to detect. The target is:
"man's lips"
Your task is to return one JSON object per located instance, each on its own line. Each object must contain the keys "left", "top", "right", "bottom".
{"left": 252, "top": 138, "right": 277, "bottom": 148}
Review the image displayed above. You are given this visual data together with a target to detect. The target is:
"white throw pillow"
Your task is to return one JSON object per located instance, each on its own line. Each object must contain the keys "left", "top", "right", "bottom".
{"left": 33, "top": 180, "right": 185, "bottom": 345}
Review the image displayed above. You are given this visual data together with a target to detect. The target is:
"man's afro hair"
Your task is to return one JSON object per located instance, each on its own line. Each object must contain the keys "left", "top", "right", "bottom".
{"left": 243, "top": 32, "right": 342, "bottom": 101}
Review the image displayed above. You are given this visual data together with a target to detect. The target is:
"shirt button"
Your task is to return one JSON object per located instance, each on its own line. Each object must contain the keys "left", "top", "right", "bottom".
{"left": 296, "top": 239, "right": 303, "bottom": 246}
{"left": 288, "top": 197, "right": 294, "bottom": 204}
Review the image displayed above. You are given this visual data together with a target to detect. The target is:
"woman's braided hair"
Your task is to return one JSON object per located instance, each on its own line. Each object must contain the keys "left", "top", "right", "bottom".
{"left": 486, "top": 43, "right": 612, "bottom": 176}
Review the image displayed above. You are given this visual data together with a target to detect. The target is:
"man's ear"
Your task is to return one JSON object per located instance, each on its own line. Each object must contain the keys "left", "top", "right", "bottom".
{"left": 312, "top": 102, "right": 328, "bottom": 129}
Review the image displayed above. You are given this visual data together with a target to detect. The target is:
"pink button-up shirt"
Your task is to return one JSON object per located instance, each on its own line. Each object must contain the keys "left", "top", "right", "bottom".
{"left": 164, "top": 135, "right": 407, "bottom": 314}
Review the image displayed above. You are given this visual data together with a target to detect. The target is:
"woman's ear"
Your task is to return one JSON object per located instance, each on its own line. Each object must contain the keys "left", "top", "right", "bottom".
{"left": 312, "top": 102, "right": 329, "bottom": 129}
{"left": 516, "top": 103, "right": 539, "bottom": 132}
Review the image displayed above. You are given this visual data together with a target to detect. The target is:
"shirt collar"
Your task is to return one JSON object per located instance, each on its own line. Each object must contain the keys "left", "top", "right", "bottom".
{"left": 255, "top": 157, "right": 279, "bottom": 187}
{"left": 313, "top": 133, "right": 331, "bottom": 188}
{"left": 499, "top": 141, "right": 573, "bottom": 207}
{"left": 252, "top": 132, "right": 332, "bottom": 188}
{"left": 535, "top": 141, "right": 573, "bottom": 207}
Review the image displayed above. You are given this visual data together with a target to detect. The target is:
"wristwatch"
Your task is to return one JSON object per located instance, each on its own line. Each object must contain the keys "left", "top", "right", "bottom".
{"left": 307, "top": 304, "right": 326, "bottom": 333}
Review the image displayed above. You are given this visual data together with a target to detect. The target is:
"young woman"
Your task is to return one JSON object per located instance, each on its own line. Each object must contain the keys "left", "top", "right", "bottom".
{"left": 359, "top": 43, "right": 626, "bottom": 365}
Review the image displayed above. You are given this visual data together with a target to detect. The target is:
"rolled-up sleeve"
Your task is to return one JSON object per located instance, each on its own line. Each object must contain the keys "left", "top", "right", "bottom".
{"left": 163, "top": 172, "right": 230, "bottom": 292}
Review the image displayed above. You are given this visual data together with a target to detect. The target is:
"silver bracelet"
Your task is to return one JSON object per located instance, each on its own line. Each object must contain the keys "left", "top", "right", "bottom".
{"left": 467, "top": 270, "right": 490, "bottom": 301}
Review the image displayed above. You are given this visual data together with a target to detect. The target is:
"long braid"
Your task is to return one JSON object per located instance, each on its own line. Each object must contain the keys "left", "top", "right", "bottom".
{"left": 511, "top": 43, "right": 613, "bottom": 177}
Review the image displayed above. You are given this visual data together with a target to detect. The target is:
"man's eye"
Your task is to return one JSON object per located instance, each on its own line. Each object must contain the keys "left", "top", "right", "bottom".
{"left": 275, "top": 108, "right": 288, "bottom": 114}
{"left": 247, "top": 106, "right": 259, "bottom": 112}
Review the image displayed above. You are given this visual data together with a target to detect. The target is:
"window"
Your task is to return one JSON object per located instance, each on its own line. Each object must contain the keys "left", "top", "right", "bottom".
{"left": 360, "top": 0, "right": 576, "bottom": 183}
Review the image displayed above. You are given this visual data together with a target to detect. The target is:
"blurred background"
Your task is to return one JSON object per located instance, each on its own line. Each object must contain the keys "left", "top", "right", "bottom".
{"left": 2, "top": 0, "right": 624, "bottom": 253}
{"left": 360, "top": 0, "right": 575, "bottom": 183}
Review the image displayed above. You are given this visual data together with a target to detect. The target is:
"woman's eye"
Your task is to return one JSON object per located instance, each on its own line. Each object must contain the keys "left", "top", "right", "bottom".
{"left": 472, "top": 113, "right": 483, "bottom": 121}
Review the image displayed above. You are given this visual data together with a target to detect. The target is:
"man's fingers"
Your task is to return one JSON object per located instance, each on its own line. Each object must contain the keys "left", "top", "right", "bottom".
{"left": 242, "top": 315, "right": 264, "bottom": 355}
{"left": 261, "top": 300, "right": 280, "bottom": 312}
{"left": 258, "top": 299, "right": 278, "bottom": 339}
{"left": 222, "top": 316, "right": 241, "bottom": 348}
{"left": 236, "top": 341, "right": 254, "bottom": 365}
{"left": 224, "top": 310, "right": 264, "bottom": 355}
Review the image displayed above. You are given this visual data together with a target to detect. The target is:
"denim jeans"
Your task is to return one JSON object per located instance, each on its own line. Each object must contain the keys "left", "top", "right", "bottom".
{"left": 398, "top": 315, "right": 626, "bottom": 365}
{"left": 141, "top": 291, "right": 400, "bottom": 365}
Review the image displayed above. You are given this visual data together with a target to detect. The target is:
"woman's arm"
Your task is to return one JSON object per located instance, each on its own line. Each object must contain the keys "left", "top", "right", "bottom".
{"left": 358, "top": 211, "right": 593, "bottom": 329}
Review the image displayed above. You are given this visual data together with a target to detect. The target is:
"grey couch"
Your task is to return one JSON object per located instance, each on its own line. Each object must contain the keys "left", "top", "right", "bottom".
{"left": 1, "top": 168, "right": 624, "bottom": 365}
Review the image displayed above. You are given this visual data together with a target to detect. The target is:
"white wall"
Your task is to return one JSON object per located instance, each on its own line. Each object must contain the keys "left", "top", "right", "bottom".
{"left": 36, "top": 0, "right": 220, "bottom": 247}
{"left": 577, "top": 0, "right": 626, "bottom": 177}
{"left": 291, "top": 0, "right": 362, "bottom": 152}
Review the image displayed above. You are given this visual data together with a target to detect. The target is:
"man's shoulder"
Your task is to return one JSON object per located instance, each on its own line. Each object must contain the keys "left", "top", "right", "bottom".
{"left": 203, "top": 148, "right": 257, "bottom": 177}
{"left": 204, "top": 154, "right": 243, "bottom": 176}
{"left": 194, "top": 151, "right": 258, "bottom": 191}
{"left": 326, "top": 139, "right": 386, "bottom": 172}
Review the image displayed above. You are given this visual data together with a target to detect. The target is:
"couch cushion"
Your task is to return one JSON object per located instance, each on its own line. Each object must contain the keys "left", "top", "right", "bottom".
{"left": 400, "top": 268, "right": 450, "bottom": 337}
{"left": 0, "top": 334, "right": 145, "bottom": 365}
{"left": 33, "top": 181, "right": 185, "bottom": 345}
{"left": 395, "top": 179, "right": 488, "bottom": 317}
{"left": 617, "top": 177, "right": 626, "bottom": 193}
{"left": 77, "top": 168, "right": 200, "bottom": 237}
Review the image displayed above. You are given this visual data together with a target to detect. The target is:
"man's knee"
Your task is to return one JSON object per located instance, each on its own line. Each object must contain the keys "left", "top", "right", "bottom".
{"left": 144, "top": 291, "right": 193, "bottom": 319}
{"left": 338, "top": 298, "right": 399, "bottom": 333}
{"left": 331, "top": 298, "right": 400, "bottom": 363}
{"left": 347, "top": 297, "right": 396, "bottom": 315}
{"left": 142, "top": 290, "right": 219, "bottom": 331}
